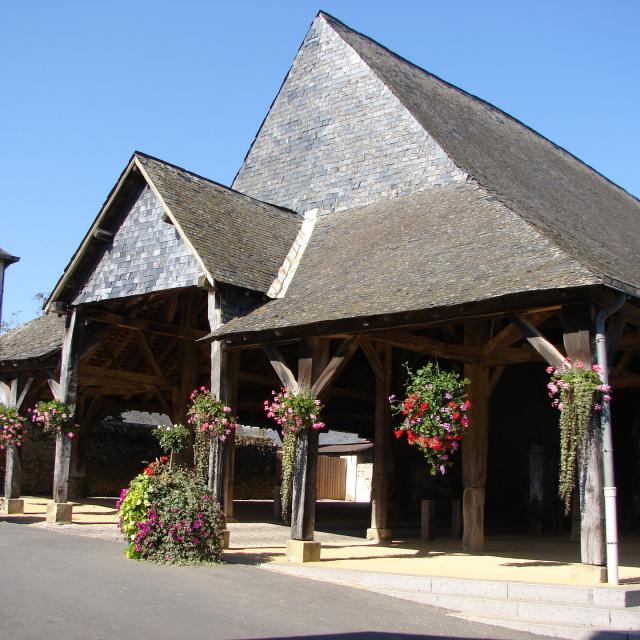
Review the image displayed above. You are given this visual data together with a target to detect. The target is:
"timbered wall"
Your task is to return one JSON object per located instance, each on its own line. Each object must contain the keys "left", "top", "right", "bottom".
{"left": 74, "top": 184, "right": 201, "bottom": 304}
{"left": 233, "top": 14, "right": 466, "bottom": 214}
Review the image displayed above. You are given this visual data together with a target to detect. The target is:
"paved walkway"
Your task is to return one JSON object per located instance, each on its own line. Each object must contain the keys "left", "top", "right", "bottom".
{"left": 6, "top": 497, "right": 640, "bottom": 588}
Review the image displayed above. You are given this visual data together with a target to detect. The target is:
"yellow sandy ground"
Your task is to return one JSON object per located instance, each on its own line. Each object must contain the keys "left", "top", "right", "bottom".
{"left": 9, "top": 497, "right": 640, "bottom": 588}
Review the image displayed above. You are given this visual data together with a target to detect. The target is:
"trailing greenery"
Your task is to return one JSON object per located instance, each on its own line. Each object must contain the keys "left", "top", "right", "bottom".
{"left": 390, "top": 362, "right": 470, "bottom": 475}
{"left": 117, "top": 460, "right": 225, "bottom": 565}
{"left": 28, "top": 400, "right": 78, "bottom": 439}
{"left": 264, "top": 388, "right": 324, "bottom": 521}
{"left": 193, "top": 429, "right": 210, "bottom": 484}
{"left": 547, "top": 360, "right": 610, "bottom": 513}
{"left": 0, "top": 404, "right": 27, "bottom": 449}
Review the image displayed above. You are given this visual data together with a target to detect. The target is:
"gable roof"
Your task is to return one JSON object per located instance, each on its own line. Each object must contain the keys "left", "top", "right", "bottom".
{"left": 320, "top": 12, "right": 640, "bottom": 295}
{"left": 213, "top": 182, "right": 599, "bottom": 342}
{"left": 0, "top": 314, "right": 65, "bottom": 363}
{"left": 47, "top": 153, "right": 302, "bottom": 309}
{"left": 210, "top": 12, "right": 640, "bottom": 342}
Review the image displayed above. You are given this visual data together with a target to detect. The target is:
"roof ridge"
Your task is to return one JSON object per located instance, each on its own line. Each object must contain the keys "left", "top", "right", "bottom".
{"left": 320, "top": 13, "right": 640, "bottom": 209}
{"left": 134, "top": 151, "right": 301, "bottom": 219}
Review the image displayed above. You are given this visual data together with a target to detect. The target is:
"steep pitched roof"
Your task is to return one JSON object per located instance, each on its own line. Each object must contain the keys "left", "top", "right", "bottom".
{"left": 48, "top": 153, "right": 302, "bottom": 308}
{"left": 135, "top": 154, "right": 302, "bottom": 293}
{"left": 211, "top": 13, "right": 640, "bottom": 341}
{"left": 321, "top": 12, "right": 640, "bottom": 294}
{"left": 0, "top": 314, "right": 65, "bottom": 363}
{"left": 213, "top": 182, "right": 599, "bottom": 341}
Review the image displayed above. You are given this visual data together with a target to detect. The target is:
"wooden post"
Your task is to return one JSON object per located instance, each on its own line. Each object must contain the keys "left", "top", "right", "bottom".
{"left": 222, "top": 351, "right": 239, "bottom": 520}
{"left": 421, "top": 499, "right": 434, "bottom": 541}
{"left": 462, "top": 321, "right": 490, "bottom": 552}
{"left": 289, "top": 339, "right": 328, "bottom": 544}
{"left": 563, "top": 304, "right": 605, "bottom": 568}
{"left": 366, "top": 342, "right": 393, "bottom": 541}
{"left": 48, "top": 309, "right": 83, "bottom": 523}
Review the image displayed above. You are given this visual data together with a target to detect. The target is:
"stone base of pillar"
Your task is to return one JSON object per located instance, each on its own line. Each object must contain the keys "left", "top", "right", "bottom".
{"left": 3, "top": 498, "right": 24, "bottom": 515}
{"left": 220, "top": 529, "right": 230, "bottom": 550}
{"left": 286, "top": 539, "right": 321, "bottom": 563}
{"left": 366, "top": 527, "right": 392, "bottom": 542}
{"left": 46, "top": 502, "right": 73, "bottom": 524}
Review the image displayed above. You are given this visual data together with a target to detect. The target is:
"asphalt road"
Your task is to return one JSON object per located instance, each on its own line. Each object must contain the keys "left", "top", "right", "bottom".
{"left": 0, "top": 522, "right": 548, "bottom": 640}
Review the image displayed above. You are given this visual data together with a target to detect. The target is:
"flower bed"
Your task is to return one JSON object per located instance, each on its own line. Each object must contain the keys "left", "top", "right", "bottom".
{"left": 117, "top": 459, "right": 225, "bottom": 564}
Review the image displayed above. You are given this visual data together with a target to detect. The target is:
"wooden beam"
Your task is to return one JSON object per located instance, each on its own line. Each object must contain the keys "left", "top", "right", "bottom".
{"left": 610, "top": 374, "right": 640, "bottom": 389}
{"left": 489, "top": 367, "right": 505, "bottom": 395}
{"left": 263, "top": 345, "right": 299, "bottom": 393}
{"left": 83, "top": 309, "right": 207, "bottom": 341}
{"left": 374, "top": 331, "right": 482, "bottom": 361}
{"left": 135, "top": 333, "right": 163, "bottom": 377}
{"left": 79, "top": 364, "right": 172, "bottom": 388}
{"left": 360, "top": 340, "right": 384, "bottom": 381}
{"left": 483, "top": 311, "right": 555, "bottom": 356}
{"left": 509, "top": 313, "right": 566, "bottom": 368}
{"left": 311, "top": 336, "right": 361, "bottom": 398}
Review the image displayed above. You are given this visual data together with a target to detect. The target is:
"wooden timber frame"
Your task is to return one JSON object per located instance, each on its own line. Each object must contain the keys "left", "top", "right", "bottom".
{"left": 213, "top": 288, "right": 640, "bottom": 575}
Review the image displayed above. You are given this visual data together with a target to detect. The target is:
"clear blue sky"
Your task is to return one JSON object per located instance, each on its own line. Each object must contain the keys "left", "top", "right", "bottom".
{"left": 2, "top": 0, "right": 639, "bottom": 326}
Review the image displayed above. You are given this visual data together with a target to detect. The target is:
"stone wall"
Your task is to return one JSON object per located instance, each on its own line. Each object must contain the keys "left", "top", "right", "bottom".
{"left": 233, "top": 14, "right": 466, "bottom": 214}
{"left": 74, "top": 184, "right": 201, "bottom": 304}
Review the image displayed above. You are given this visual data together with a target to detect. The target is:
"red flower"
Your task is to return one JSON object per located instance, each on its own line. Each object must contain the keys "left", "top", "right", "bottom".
{"left": 419, "top": 402, "right": 429, "bottom": 413}
{"left": 394, "top": 429, "right": 404, "bottom": 439}
{"left": 407, "top": 431, "right": 417, "bottom": 445}
{"left": 426, "top": 437, "right": 443, "bottom": 451}
{"left": 159, "top": 456, "right": 169, "bottom": 464}
{"left": 451, "top": 412, "right": 461, "bottom": 421}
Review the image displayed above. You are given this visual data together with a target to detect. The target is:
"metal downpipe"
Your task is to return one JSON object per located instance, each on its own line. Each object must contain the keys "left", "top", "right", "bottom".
{"left": 594, "top": 292, "right": 627, "bottom": 585}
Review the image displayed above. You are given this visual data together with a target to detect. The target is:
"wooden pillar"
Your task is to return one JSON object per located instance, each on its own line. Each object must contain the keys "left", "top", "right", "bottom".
{"left": 222, "top": 351, "right": 239, "bottom": 520}
{"left": 562, "top": 303, "right": 605, "bottom": 567}
{"left": 367, "top": 342, "right": 393, "bottom": 541}
{"left": 1, "top": 377, "right": 31, "bottom": 513}
{"left": 68, "top": 398, "right": 101, "bottom": 499}
{"left": 462, "top": 321, "right": 490, "bottom": 552}
{"left": 49, "top": 309, "right": 83, "bottom": 521}
{"left": 290, "top": 339, "right": 327, "bottom": 542}
{"left": 208, "top": 288, "right": 226, "bottom": 502}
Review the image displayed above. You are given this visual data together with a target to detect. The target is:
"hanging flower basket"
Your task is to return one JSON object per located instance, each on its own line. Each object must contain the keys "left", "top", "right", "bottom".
{"left": 264, "top": 387, "right": 324, "bottom": 521}
{"left": 547, "top": 359, "right": 611, "bottom": 513}
{"left": 390, "top": 362, "right": 470, "bottom": 475}
{"left": 0, "top": 404, "right": 27, "bottom": 449}
{"left": 187, "top": 387, "right": 238, "bottom": 441}
{"left": 28, "top": 400, "right": 78, "bottom": 439}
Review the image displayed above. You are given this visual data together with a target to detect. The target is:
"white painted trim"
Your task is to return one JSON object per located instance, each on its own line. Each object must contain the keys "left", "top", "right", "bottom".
{"left": 266, "top": 209, "right": 317, "bottom": 299}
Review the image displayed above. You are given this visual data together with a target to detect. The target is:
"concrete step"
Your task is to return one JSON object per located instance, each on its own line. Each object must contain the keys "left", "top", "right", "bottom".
{"left": 453, "top": 612, "right": 640, "bottom": 640}
{"left": 263, "top": 565, "right": 640, "bottom": 637}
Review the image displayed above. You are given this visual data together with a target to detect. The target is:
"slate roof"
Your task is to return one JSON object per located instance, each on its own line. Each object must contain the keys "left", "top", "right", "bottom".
{"left": 211, "top": 13, "right": 640, "bottom": 340}
{"left": 0, "top": 314, "right": 65, "bottom": 363}
{"left": 322, "top": 12, "right": 640, "bottom": 293}
{"left": 49, "top": 153, "right": 302, "bottom": 307}
{"left": 213, "top": 182, "right": 599, "bottom": 340}
{"left": 0, "top": 247, "right": 19, "bottom": 265}
{"left": 135, "top": 153, "right": 302, "bottom": 293}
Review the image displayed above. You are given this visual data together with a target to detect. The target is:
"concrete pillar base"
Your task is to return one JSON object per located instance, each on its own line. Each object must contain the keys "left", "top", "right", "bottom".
{"left": 220, "top": 529, "right": 230, "bottom": 550}
{"left": 286, "top": 539, "right": 321, "bottom": 563}
{"left": 366, "top": 527, "right": 392, "bottom": 542}
{"left": 3, "top": 498, "right": 24, "bottom": 515}
{"left": 46, "top": 502, "right": 73, "bottom": 524}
